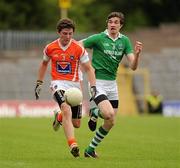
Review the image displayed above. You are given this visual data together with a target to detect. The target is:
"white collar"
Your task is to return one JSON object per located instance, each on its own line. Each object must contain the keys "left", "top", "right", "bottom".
{"left": 104, "top": 29, "right": 122, "bottom": 41}
{"left": 58, "top": 39, "right": 72, "bottom": 51}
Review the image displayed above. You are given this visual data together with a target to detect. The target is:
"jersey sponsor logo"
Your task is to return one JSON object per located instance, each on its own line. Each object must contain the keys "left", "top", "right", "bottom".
{"left": 56, "top": 61, "right": 71, "bottom": 73}
{"left": 104, "top": 50, "right": 122, "bottom": 56}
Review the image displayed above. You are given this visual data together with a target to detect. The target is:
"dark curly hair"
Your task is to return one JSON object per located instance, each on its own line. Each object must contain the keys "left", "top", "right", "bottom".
{"left": 56, "top": 18, "right": 75, "bottom": 33}
{"left": 107, "top": 12, "right": 125, "bottom": 25}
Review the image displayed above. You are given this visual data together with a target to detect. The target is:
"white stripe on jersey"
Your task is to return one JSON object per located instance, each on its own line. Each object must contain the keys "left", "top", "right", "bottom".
{"left": 80, "top": 50, "right": 89, "bottom": 63}
{"left": 72, "top": 59, "right": 79, "bottom": 82}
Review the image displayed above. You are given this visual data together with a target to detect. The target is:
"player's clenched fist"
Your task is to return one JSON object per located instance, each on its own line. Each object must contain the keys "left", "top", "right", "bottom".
{"left": 35, "top": 80, "right": 43, "bottom": 100}
{"left": 135, "top": 41, "right": 143, "bottom": 55}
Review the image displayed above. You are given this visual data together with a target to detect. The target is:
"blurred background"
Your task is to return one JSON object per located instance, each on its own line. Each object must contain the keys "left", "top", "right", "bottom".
{"left": 0, "top": 0, "right": 180, "bottom": 117}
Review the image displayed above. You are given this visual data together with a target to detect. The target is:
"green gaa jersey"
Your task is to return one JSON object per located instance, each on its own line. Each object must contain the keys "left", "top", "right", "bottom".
{"left": 83, "top": 30, "right": 133, "bottom": 80}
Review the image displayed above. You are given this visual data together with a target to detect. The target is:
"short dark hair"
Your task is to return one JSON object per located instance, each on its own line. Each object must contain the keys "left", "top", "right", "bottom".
{"left": 56, "top": 18, "right": 75, "bottom": 33}
{"left": 107, "top": 12, "right": 125, "bottom": 25}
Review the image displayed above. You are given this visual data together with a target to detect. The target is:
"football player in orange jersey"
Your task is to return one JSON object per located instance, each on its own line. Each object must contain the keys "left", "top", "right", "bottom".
{"left": 35, "top": 18, "right": 97, "bottom": 158}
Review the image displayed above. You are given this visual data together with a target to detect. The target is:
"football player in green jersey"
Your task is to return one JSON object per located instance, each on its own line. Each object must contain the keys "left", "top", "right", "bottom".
{"left": 80, "top": 11, "right": 143, "bottom": 158}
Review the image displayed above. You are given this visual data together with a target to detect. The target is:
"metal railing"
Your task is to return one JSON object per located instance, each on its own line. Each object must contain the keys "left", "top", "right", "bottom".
{"left": 0, "top": 31, "right": 57, "bottom": 50}
{"left": 0, "top": 31, "right": 91, "bottom": 50}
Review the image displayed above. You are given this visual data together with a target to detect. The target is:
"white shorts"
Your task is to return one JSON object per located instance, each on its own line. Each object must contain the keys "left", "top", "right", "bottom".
{"left": 95, "top": 79, "right": 118, "bottom": 100}
{"left": 50, "top": 80, "right": 81, "bottom": 95}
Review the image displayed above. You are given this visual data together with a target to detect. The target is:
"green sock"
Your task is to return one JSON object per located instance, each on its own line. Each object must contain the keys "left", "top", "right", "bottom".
{"left": 86, "top": 146, "right": 94, "bottom": 153}
{"left": 86, "top": 126, "right": 108, "bottom": 152}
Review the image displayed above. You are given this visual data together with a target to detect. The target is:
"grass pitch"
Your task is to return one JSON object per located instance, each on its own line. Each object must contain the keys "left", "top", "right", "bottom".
{"left": 0, "top": 115, "right": 179, "bottom": 168}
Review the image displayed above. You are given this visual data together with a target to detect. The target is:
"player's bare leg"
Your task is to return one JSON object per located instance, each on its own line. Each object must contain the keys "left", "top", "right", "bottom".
{"left": 61, "top": 103, "right": 80, "bottom": 157}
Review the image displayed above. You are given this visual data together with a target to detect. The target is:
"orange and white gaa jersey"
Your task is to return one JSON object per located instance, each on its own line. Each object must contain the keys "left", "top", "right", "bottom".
{"left": 43, "top": 38, "right": 89, "bottom": 82}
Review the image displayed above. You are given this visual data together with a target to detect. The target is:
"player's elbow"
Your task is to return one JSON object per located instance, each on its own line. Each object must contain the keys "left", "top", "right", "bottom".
{"left": 131, "top": 66, "right": 137, "bottom": 71}
{"left": 130, "top": 63, "right": 138, "bottom": 71}
{"left": 84, "top": 65, "right": 95, "bottom": 74}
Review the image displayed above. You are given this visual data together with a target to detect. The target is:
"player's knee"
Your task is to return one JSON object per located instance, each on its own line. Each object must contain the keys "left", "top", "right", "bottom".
{"left": 103, "top": 110, "right": 115, "bottom": 120}
{"left": 72, "top": 119, "right": 81, "bottom": 128}
{"left": 110, "top": 118, "right": 115, "bottom": 127}
{"left": 61, "top": 103, "right": 71, "bottom": 119}
{"left": 104, "top": 117, "right": 115, "bottom": 130}
{"left": 104, "top": 111, "right": 116, "bottom": 129}
{"left": 73, "top": 123, "right": 80, "bottom": 128}
{"left": 97, "top": 98, "right": 115, "bottom": 120}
